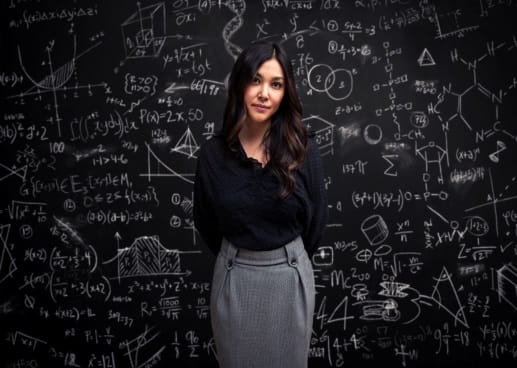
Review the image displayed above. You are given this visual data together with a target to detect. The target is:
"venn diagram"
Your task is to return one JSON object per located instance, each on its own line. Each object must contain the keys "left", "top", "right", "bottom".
{"left": 307, "top": 63, "right": 353, "bottom": 101}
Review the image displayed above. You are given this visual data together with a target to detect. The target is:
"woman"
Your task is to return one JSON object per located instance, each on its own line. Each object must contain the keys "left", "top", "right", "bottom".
{"left": 193, "top": 41, "right": 328, "bottom": 368}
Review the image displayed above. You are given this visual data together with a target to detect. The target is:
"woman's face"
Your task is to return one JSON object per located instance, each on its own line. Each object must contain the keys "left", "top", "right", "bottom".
{"left": 243, "top": 57, "right": 285, "bottom": 126}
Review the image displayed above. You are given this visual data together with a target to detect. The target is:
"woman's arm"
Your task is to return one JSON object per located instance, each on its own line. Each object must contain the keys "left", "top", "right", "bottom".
{"left": 302, "top": 137, "right": 329, "bottom": 257}
{"left": 193, "top": 144, "right": 223, "bottom": 255}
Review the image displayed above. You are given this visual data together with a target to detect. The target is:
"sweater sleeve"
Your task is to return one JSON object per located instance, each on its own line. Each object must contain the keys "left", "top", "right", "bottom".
{"left": 302, "top": 137, "right": 329, "bottom": 257}
{"left": 193, "top": 143, "right": 222, "bottom": 256}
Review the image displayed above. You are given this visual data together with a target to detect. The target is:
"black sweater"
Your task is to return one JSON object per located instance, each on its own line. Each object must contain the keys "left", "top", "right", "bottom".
{"left": 193, "top": 132, "right": 328, "bottom": 256}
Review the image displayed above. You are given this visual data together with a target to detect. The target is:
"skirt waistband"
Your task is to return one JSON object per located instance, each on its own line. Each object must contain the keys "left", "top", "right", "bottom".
{"left": 219, "top": 236, "right": 305, "bottom": 266}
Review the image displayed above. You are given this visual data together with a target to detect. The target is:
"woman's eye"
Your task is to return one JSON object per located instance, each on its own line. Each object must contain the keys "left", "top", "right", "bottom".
{"left": 272, "top": 81, "right": 283, "bottom": 89}
{"left": 252, "top": 77, "right": 260, "bottom": 84}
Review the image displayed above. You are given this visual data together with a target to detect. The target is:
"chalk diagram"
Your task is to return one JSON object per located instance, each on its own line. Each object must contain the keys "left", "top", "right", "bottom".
{"left": 354, "top": 298, "right": 402, "bottom": 322}
{"left": 350, "top": 265, "right": 469, "bottom": 327}
{"left": 171, "top": 193, "right": 198, "bottom": 247}
{"left": 419, "top": 266, "right": 469, "bottom": 328}
{"left": 464, "top": 169, "right": 517, "bottom": 238}
{"left": 431, "top": 5, "right": 480, "bottom": 39}
{"left": 0, "top": 161, "right": 28, "bottom": 185}
{"left": 139, "top": 140, "right": 196, "bottom": 184}
{"left": 9, "top": 35, "right": 106, "bottom": 138}
{"left": 169, "top": 126, "right": 200, "bottom": 158}
{"left": 121, "top": 2, "right": 166, "bottom": 59}
{"left": 497, "top": 263, "right": 517, "bottom": 311}
{"left": 433, "top": 35, "right": 517, "bottom": 155}
{"left": 435, "top": 61, "right": 501, "bottom": 134}
{"left": 302, "top": 115, "right": 335, "bottom": 156}
{"left": 414, "top": 135, "right": 450, "bottom": 186}
{"left": 361, "top": 214, "right": 389, "bottom": 246}
{"left": 0, "top": 224, "right": 17, "bottom": 284}
{"left": 121, "top": 325, "right": 165, "bottom": 368}
{"left": 372, "top": 40, "right": 413, "bottom": 134}
{"left": 104, "top": 235, "right": 200, "bottom": 280}
{"left": 417, "top": 48, "right": 436, "bottom": 67}
{"left": 307, "top": 63, "right": 354, "bottom": 101}
{"left": 222, "top": 0, "right": 246, "bottom": 59}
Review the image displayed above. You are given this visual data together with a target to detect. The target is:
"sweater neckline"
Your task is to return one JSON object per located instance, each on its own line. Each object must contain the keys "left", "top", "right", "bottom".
{"left": 235, "top": 139, "right": 269, "bottom": 169}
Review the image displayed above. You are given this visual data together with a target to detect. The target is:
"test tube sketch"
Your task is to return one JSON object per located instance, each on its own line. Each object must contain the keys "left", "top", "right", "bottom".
{"left": 497, "top": 263, "right": 517, "bottom": 311}
{"left": 104, "top": 235, "right": 200, "bottom": 280}
{"left": 302, "top": 115, "right": 334, "bottom": 156}
{"left": 139, "top": 142, "right": 196, "bottom": 184}
{"left": 121, "top": 2, "right": 166, "bottom": 59}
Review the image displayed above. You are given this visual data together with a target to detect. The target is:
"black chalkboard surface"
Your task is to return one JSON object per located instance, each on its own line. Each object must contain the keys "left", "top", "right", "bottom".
{"left": 1, "top": 1, "right": 517, "bottom": 367}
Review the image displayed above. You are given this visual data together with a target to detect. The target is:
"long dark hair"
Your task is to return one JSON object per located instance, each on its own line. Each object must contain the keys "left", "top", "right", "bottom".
{"left": 222, "top": 41, "right": 308, "bottom": 198}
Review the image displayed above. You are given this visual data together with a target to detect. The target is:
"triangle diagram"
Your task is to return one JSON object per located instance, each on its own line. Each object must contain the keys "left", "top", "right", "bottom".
{"left": 430, "top": 266, "right": 469, "bottom": 328}
{"left": 417, "top": 48, "right": 436, "bottom": 67}
{"left": 172, "top": 126, "right": 199, "bottom": 158}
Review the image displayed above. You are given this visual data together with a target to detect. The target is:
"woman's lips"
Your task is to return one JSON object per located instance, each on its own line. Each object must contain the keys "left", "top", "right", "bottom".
{"left": 252, "top": 104, "right": 270, "bottom": 113}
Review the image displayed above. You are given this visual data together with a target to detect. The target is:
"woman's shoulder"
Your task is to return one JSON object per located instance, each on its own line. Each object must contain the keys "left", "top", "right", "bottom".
{"left": 198, "top": 132, "right": 225, "bottom": 158}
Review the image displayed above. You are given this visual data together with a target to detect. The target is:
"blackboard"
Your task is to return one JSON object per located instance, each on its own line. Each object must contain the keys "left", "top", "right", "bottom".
{"left": 2, "top": 0, "right": 517, "bottom": 367}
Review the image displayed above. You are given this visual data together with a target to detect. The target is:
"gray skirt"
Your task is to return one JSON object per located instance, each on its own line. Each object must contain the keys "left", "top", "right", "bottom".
{"left": 210, "top": 235, "right": 315, "bottom": 368}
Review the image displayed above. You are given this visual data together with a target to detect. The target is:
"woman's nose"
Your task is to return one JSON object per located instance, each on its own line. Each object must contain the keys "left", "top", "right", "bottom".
{"left": 258, "top": 85, "right": 269, "bottom": 99}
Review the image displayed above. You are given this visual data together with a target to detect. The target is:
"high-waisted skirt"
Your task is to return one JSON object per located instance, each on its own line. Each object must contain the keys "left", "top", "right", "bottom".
{"left": 210, "top": 235, "right": 315, "bottom": 368}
